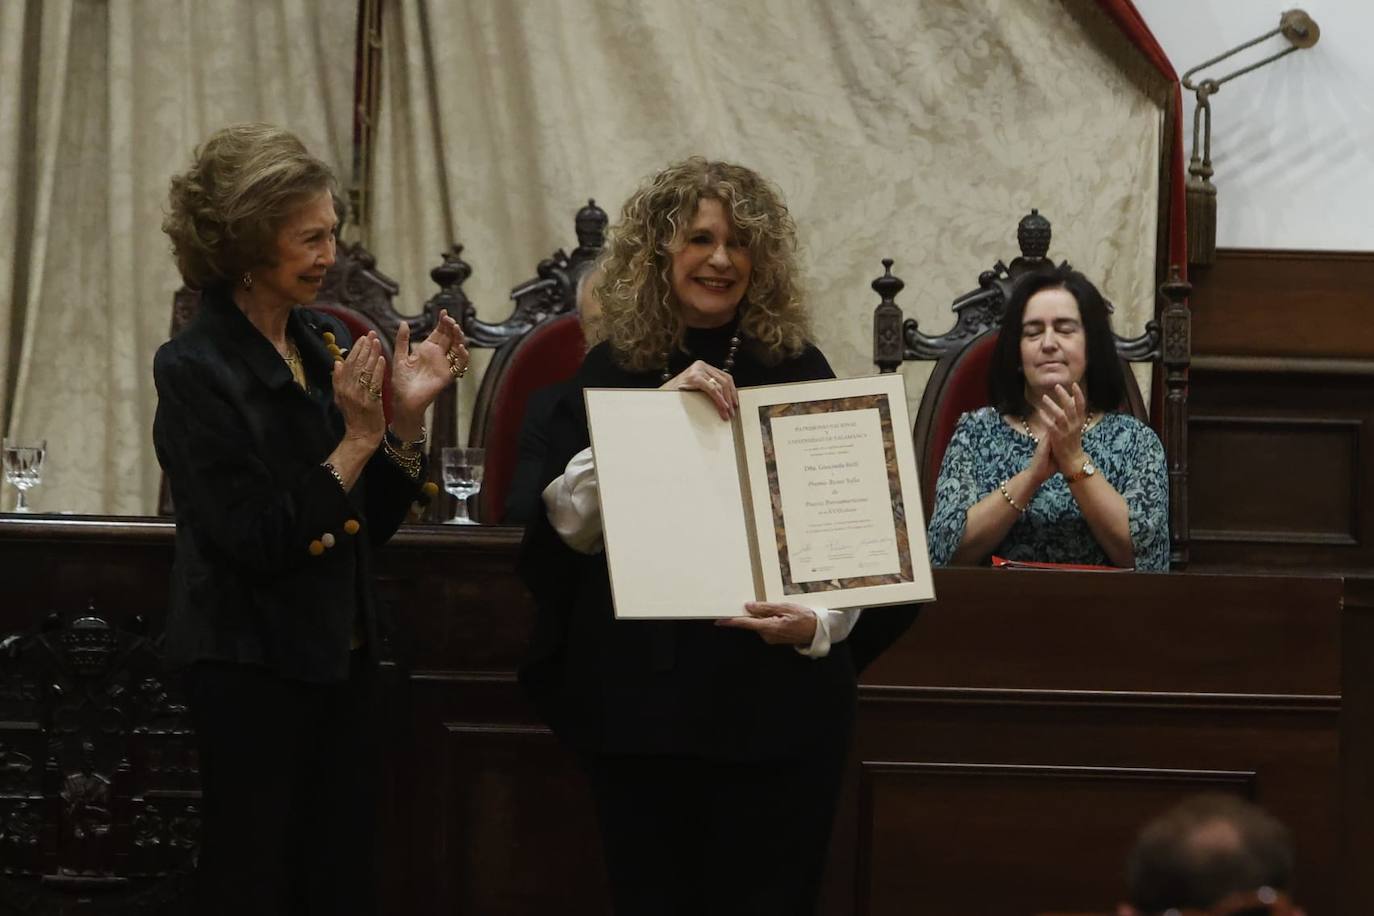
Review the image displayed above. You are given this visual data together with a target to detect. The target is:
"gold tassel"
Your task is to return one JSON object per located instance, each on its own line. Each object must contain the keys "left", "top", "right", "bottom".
{"left": 1186, "top": 173, "right": 1216, "bottom": 268}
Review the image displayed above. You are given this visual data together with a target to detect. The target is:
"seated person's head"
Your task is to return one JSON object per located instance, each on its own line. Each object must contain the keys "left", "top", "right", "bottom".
{"left": 594, "top": 156, "right": 809, "bottom": 371}
{"left": 989, "top": 264, "right": 1126, "bottom": 419}
{"left": 575, "top": 264, "right": 605, "bottom": 349}
{"left": 1120, "top": 794, "right": 1302, "bottom": 916}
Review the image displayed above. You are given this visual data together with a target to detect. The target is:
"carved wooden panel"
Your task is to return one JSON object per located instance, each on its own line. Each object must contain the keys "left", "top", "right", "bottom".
{"left": 0, "top": 610, "right": 197, "bottom": 915}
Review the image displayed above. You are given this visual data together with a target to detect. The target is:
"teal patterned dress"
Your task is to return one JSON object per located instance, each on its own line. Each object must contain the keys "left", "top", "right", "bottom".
{"left": 927, "top": 407, "right": 1170, "bottom": 570}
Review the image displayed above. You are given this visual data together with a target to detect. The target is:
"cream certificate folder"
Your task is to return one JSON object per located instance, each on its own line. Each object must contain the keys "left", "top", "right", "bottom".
{"left": 585, "top": 374, "right": 934, "bottom": 619}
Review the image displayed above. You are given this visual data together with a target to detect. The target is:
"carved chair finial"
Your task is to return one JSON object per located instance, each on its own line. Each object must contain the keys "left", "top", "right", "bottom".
{"left": 575, "top": 199, "right": 608, "bottom": 252}
{"left": 873, "top": 259, "right": 905, "bottom": 302}
{"left": 1017, "top": 208, "right": 1052, "bottom": 260}
{"left": 431, "top": 245, "right": 472, "bottom": 289}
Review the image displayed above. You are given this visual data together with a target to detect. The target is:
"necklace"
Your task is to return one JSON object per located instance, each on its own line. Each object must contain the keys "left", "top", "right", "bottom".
{"left": 1019, "top": 412, "right": 1093, "bottom": 446}
{"left": 281, "top": 339, "right": 307, "bottom": 390}
{"left": 659, "top": 329, "right": 742, "bottom": 383}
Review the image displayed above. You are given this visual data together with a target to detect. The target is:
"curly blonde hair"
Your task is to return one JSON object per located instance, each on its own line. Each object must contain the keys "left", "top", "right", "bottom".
{"left": 595, "top": 157, "right": 811, "bottom": 371}
{"left": 163, "top": 123, "right": 336, "bottom": 289}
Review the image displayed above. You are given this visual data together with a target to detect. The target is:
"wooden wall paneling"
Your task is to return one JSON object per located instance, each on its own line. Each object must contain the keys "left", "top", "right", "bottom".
{"left": 852, "top": 691, "right": 1340, "bottom": 915}
{"left": 1187, "top": 247, "right": 1374, "bottom": 575}
{"left": 1341, "top": 575, "right": 1374, "bottom": 915}
{"left": 1187, "top": 365, "right": 1374, "bottom": 572}
{"left": 1190, "top": 415, "right": 1359, "bottom": 544}
{"left": 433, "top": 724, "right": 608, "bottom": 915}
{"left": 1189, "top": 249, "right": 1374, "bottom": 359}
{"left": 0, "top": 520, "right": 1356, "bottom": 915}
{"left": 856, "top": 762, "right": 1255, "bottom": 916}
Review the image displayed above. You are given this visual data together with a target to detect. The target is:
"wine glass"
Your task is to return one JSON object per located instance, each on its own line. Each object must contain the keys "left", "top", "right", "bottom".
{"left": 441, "top": 446, "right": 484, "bottom": 525}
{"left": 2, "top": 437, "right": 47, "bottom": 513}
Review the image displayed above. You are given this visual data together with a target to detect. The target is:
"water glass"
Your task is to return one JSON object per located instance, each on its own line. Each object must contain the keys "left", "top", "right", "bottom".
{"left": 441, "top": 447, "right": 485, "bottom": 525}
{"left": 2, "top": 437, "right": 46, "bottom": 513}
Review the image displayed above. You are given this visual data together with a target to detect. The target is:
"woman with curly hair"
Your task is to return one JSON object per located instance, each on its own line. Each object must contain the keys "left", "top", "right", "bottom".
{"left": 153, "top": 123, "right": 466, "bottom": 915}
{"left": 519, "top": 157, "right": 858, "bottom": 914}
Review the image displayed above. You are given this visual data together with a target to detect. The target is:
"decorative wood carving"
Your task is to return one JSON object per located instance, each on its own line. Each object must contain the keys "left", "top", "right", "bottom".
{"left": 1159, "top": 266, "right": 1192, "bottom": 567}
{"left": 877, "top": 210, "right": 1163, "bottom": 366}
{"left": 456, "top": 199, "right": 608, "bottom": 349}
{"left": 0, "top": 607, "right": 197, "bottom": 914}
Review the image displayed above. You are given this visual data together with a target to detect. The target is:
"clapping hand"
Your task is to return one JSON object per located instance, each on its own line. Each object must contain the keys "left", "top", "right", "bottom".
{"left": 1036, "top": 382, "right": 1090, "bottom": 475}
{"left": 332, "top": 332, "right": 387, "bottom": 447}
{"left": 390, "top": 309, "right": 468, "bottom": 423}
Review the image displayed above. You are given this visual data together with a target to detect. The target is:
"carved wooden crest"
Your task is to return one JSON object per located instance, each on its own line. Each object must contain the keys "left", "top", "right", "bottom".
{"left": 0, "top": 610, "right": 197, "bottom": 914}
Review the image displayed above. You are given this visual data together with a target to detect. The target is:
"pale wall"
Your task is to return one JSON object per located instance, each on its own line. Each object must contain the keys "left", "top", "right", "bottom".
{"left": 1135, "top": 0, "right": 1374, "bottom": 251}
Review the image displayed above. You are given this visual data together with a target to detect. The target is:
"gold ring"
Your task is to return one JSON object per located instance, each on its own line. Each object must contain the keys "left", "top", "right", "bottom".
{"left": 367, "top": 384, "right": 382, "bottom": 400}
{"left": 359, "top": 371, "right": 373, "bottom": 386}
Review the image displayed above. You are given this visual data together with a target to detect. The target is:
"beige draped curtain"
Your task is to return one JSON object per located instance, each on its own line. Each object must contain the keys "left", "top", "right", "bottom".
{"left": 1, "top": 0, "right": 1169, "bottom": 515}
{"left": 370, "top": 0, "right": 1167, "bottom": 445}
{"left": 0, "top": 0, "right": 355, "bottom": 515}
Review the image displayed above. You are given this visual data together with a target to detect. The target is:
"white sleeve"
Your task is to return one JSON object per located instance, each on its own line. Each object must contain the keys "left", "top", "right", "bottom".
{"left": 796, "top": 608, "right": 863, "bottom": 658}
{"left": 542, "top": 447, "right": 604, "bottom": 554}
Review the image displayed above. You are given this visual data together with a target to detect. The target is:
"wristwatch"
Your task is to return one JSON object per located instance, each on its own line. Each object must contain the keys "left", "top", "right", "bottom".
{"left": 1064, "top": 457, "right": 1097, "bottom": 484}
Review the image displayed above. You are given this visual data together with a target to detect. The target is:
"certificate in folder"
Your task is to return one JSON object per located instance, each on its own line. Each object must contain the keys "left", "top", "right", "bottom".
{"left": 585, "top": 374, "right": 935, "bottom": 619}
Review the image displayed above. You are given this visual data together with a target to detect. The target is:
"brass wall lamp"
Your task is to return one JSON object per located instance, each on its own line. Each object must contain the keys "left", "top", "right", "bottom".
{"left": 1181, "top": 9, "right": 1321, "bottom": 266}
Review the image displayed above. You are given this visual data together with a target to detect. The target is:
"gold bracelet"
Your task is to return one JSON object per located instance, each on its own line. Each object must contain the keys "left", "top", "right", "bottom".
{"left": 380, "top": 436, "right": 423, "bottom": 481}
{"left": 998, "top": 480, "right": 1028, "bottom": 514}
{"left": 321, "top": 461, "right": 346, "bottom": 492}
{"left": 388, "top": 424, "right": 426, "bottom": 452}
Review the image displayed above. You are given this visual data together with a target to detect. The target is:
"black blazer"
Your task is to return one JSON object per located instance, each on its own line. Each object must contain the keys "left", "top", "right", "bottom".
{"left": 152, "top": 287, "right": 421, "bottom": 682}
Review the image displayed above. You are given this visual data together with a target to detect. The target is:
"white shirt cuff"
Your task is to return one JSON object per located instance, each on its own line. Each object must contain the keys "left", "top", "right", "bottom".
{"left": 796, "top": 608, "right": 862, "bottom": 658}
{"left": 542, "top": 447, "right": 604, "bottom": 554}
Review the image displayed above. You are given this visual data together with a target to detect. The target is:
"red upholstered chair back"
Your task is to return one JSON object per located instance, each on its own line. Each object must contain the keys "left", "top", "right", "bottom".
{"left": 920, "top": 330, "right": 998, "bottom": 513}
{"left": 470, "top": 313, "right": 586, "bottom": 523}
{"left": 310, "top": 302, "right": 395, "bottom": 421}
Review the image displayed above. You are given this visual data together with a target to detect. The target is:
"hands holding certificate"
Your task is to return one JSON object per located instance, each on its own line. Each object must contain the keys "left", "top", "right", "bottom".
{"left": 661, "top": 358, "right": 738, "bottom": 420}
{"left": 716, "top": 601, "right": 818, "bottom": 645}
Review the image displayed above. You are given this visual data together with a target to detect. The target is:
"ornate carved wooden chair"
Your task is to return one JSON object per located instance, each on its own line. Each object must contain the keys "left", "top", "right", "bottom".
{"left": 872, "top": 210, "right": 1192, "bottom": 566}
{"left": 457, "top": 199, "right": 608, "bottom": 523}
{"left": 161, "top": 240, "right": 456, "bottom": 516}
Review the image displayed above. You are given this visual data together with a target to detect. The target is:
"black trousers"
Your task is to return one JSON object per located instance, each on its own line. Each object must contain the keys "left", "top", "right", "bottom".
{"left": 585, "top": 743, "right": 850, "bottom": 916}
{"left": 185, "top": 655, "right": 380, "bottom": 916}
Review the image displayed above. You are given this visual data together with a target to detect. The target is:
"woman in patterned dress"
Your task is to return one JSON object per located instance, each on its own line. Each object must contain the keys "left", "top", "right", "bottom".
{"left": 927, "top": 264, "right": 1169, "bottom": 570}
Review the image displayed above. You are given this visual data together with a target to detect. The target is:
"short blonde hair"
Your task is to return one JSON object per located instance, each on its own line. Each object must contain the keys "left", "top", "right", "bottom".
{"left": 596, "top": 157, "right": 811, "bottom": 371}
{"left": 163, "top": 123, "right": 336, "bottom": 289}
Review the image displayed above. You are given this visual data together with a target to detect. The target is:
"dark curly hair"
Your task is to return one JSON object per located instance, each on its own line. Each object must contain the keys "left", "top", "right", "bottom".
{"left": 162, "top": 123, "right": 336, "bottom": 289}
{"left": 987, "top": 263, "right": 1127, "bottom": 416}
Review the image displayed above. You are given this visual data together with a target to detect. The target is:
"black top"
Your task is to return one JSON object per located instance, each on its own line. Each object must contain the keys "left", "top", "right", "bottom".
{"left": 518, "top": 321, "right": 860, "bottom": 761}
{"left": 152, "top": 286, "right": 423, "bottom": 682}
